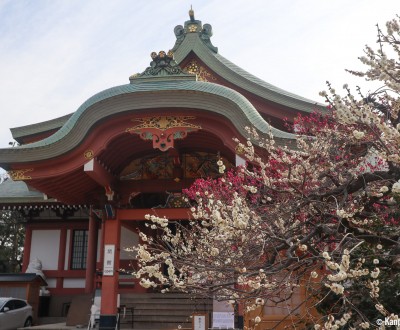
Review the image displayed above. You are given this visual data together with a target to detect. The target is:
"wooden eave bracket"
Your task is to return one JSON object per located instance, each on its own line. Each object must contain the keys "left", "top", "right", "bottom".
{"left": 84, "top": 158, "right": 117, "bottom": 200}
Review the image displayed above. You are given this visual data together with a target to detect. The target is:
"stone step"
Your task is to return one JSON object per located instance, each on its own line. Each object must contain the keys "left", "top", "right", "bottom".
{"left": 121, "top": 321, "right": 192, "bottom": 329}
{"left": 122, "top": 301, "right": 211, "bottom": 307}
{"left": 121, "top": 302, "right": 211, "bottom": 308}
{"left": 121, "top": 292, "right": 200, "bottom": 299}
{"left": 125, "top": 315, "right": 191, "bottom": 322}
{"left": 18, "top": 322, "right": 74, "bottom": 330}
{"left": 120, "top": 324, "right": 190, "bottom": 330}
{"left": 37, "top": 317, "right": 67, "bottom": 325}
{"left": 121, "top": 295, "right": 210, "bottom": 301}
{"left": 119, "top": 293, "right": 211, "bottom": 330}
{"left": 131, "top": 309, "right": 201, "bottom": 316}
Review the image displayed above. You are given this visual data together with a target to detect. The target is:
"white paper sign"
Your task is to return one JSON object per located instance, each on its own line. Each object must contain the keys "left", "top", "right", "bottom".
{"left": 212, "top": 312, "right": 234, "bottom": 328}
{"left": 193, "top": 315, "right": 206, "bottom": 330}
{"left": 103, "top": 244, "right": 115, "bottom": 276}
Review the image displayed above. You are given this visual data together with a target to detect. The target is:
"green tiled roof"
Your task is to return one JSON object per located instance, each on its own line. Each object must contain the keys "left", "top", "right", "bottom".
{"left": 0, "top": 178, "right": 43, "bottom": 198}
{"left": 0, "top": 273, "right": 47, "bottom": 286}
{"left": 10, "top": 113, "right": 72, "bottom": 143}
{"left": 0, "top": 79, "right": 296, "bottom": 164}
{"left": 0, "top": 178, "right": 56, "bottom": 204}
{"left": 27, "top": 80, "right": 294, "bottom": 148}
{"left": 173, "top": 32, "right": 324, "bottom": 113}
{"left": 1, "top": 13, "right": 322, "bottom": 165}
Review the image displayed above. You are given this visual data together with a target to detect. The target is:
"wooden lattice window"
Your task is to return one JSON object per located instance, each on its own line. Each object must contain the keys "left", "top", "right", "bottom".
{"left": 71, "top": 230, "right": 88, "bottom": 270}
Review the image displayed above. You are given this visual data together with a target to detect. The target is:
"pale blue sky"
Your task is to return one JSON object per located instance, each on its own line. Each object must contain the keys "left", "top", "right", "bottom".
{"left": 0, "top": 0, "right": 397, "bottom": 150}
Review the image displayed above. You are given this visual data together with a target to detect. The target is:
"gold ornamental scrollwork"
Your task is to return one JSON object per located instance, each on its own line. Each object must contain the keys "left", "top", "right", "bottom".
{"left": 84, "top": 149, "right": 94, "bottom": 160}
{"left": 8, "top": 168, "right": 33, "bottom": 181}
{"left": 126, "top": 116, "right": 201, "bottom": 151}
{"left": 184, "top": 60, "right": 217, "bottom": 82}
{"left": 126, "top": 116, "right": 201, "bottom": 131}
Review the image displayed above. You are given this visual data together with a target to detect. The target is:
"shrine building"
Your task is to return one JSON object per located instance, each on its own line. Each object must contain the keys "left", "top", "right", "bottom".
{"left": 0, "top": 9, "right": 323, "bottom": 330}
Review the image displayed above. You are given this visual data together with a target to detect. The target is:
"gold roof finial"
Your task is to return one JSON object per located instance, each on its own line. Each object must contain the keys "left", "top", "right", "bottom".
{"left": 189, "top": 5, "right": 195, "bottom": 21}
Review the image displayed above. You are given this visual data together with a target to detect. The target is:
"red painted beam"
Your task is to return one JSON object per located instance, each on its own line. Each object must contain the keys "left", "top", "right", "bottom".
{"left": 118, "top": 208, "right": 191, "bottom": 221}
{"left": 43, "top": 269, "right": 86, "bottom": 278}
{"left": 84, "top": 158, "right": 116, "bottom": 188}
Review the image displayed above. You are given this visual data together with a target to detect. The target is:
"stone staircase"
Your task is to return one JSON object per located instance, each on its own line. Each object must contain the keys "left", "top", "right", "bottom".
{"left": 119, "top": 292, "right": 212, "bottom": 329}
{"left": 37, "top": 317, "right": 67, "bottom": 324}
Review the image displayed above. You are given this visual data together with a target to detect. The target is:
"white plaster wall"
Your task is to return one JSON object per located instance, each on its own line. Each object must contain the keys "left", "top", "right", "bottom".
{"left": 46, "top": 278, "right": 57, "bottom": 288}
{"left": 64, "top": 229, "right": 70, "bottom": 270}
{"left": 120, "top": 226, "right": 139, "bottom": 260}
{"left": 235, "top": 154, "right": 246, "bottom": 166}
{"left": 63, "top": 278, "right": 86, "bottom": 288}
{"left": 30, "top": 229, "right": 60, "bottom": 270}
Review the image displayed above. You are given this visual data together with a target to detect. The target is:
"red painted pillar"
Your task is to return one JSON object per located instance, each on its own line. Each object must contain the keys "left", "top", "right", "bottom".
{"left": 85, "top": 208, "right": 98, "bottom": 294}
{"left": 22, "top": 224, "right": 32, "bottom": 272}
{"left": 99, "top": 215, "right": 106, "bottom": 270}
{"left": 100, "top": 210, "right": 120, "bottom": 315}
{"left": 57, "top": 228, "right": 67, "bottom": 290}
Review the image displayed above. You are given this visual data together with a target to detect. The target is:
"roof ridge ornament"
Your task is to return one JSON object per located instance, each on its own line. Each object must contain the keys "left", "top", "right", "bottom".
{"left": 189, "top": 5, "right": 195, "bottom": 21}
{"left": 171, "top": 8, "right": 218, "bottom": 53}
{"left": 129, "top": 50, "right": 195, "bottom": 82}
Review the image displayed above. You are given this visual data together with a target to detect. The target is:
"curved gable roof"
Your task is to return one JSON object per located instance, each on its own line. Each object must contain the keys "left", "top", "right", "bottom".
{"left": 10, "top": 113, "right": 73, "bottom": 144}
{"left": 0, "top": 177, "right": 57, "bottom": 205}
{"left": 0, "top": 78, "right": 296, "bottom": 164}
{"left": 25, "top": 79, "right": 296, "bottom": 148}
{"left": 171, "top": 15, "right": 325, "bottom": 113}
{"left": 9, "top": 13, "right": 325, "bottom": 145}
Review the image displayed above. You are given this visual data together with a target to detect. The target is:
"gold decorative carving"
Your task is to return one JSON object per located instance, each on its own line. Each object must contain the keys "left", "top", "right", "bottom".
{"left": 84, "top": 149, "right": 94, "bottom": 159}
{"left": 129, "top": 73, "right": 140, "bottom": 79}
{"left": 235, "top": 144, "right": 245, "bottom": 155}
{"left": 188, "top": 24, "right": 198, "bottom": 33}
{"left": 8, "top": 168, "right": 33, "bottom": 181}
{"left": 126, "top": 116, "right": 201, "bottom": 151}
{"left": 126, "top": 116, "right": 201, "bottom": 132}
{"left": 184, "top": 60, "right": 217, "bottom": 82}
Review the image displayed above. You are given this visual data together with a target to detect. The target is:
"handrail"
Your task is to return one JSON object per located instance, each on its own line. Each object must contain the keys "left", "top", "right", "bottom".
{"left": 115, "top": 312, "right": 120, "bottom": 330}
{"left": 87, "top": 310, "right": 133, "bottom": 329}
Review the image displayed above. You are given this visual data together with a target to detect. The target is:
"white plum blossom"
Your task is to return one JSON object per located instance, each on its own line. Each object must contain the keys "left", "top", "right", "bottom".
{"left": 392, "top": 180, "right": 400, "bottom": 193}
{"left": 132, "top": 16, "right": 400, "bottom": 329}
{"left": 353, "top": 130, "right": 365, "bottom": 139}
{"left": 379, "top": 186, "right": 389, "bottom": 193}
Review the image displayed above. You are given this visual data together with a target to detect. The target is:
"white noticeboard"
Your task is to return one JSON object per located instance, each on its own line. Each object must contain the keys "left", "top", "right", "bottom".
{"left": 193, "top": 314, "right": 207, "bottom": 330}
{"left": 212, "top": 312, "right": 235, "bottom": 328}
{"left": 103, "top": 244, "right": 115, "bottom": 276}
